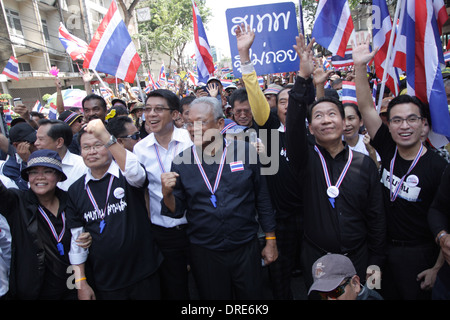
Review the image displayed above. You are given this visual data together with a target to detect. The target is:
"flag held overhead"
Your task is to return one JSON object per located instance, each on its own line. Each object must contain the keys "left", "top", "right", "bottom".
{"left": 83, "top": 1, "right": 141, "bottom": 83}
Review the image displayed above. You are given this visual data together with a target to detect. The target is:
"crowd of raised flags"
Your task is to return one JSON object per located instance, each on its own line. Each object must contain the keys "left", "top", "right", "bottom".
{"left": 2, "top": 0, "right": 450, "bottom": 146}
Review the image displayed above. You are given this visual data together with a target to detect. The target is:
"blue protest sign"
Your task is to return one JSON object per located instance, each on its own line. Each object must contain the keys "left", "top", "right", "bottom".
{"left": 226, "top": 2, "right": 299, "bottom": 78}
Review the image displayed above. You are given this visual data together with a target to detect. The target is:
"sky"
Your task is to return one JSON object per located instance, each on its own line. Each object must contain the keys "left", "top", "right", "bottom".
{"left": 193, "top": 0, "right": 301, "bottom": 61}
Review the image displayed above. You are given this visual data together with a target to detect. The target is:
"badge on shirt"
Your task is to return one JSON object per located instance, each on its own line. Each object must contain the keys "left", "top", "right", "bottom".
{"left": 230, "top": 161, "right": 244, "bottom": 172}
{"left": 406, "top": 174, "right": 419, "bottom": 187}
{"left": 113, "top": 187, "right": 125, "bottom": 199}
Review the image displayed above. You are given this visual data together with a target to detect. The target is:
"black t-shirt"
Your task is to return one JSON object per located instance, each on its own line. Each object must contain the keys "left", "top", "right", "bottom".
{"left": 66, "top": 169, "right": 162, "bottom": 291}
{"left": 372, "top": 124, "right": 447, "bottom": 243}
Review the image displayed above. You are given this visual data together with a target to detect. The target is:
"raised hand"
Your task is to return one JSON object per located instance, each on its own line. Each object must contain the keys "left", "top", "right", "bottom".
{"left": 351, "top": 33, "right": 378, "bottom": 67}
{"left": 235, "top": 23, "right": 255, "bottom": 57}
{"left": 293, "top": 34, "right": 316, "bottom": 79}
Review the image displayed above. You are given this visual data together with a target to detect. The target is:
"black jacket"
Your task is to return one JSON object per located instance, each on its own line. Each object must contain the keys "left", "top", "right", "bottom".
{"left": 285, "top": 76, "right": 387, "bottom": 269}
{"left": 0, "top": 182, "right": 70, "bottom": 299}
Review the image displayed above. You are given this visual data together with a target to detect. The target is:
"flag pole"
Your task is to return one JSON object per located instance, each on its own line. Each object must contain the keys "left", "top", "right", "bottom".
{"left": 135, "top": 74, "right": 146, "bottom": 102}
{"left": 377, "top": 0, "right": 402, "bottom": 112}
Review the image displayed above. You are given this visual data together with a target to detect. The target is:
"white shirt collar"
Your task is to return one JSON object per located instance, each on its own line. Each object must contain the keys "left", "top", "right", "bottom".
{"left": 145, "top": 126, "right": 187, "bottom": 148}
{"left": 84, "top": 161, "right": 120, "bottom": 187}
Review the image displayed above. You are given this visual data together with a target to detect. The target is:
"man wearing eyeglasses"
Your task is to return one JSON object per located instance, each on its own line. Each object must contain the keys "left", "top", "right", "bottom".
{"left": 106, "top": 116, "right": 141, "bottom": 152}
{"left": 353, "top": 35, "right": 448, "bottom": 300}
{"left": 309, "top": 254, "right": 383, "bottom": 300}
{"left": 133, "top": 89, "right": 192, "bottom": 300}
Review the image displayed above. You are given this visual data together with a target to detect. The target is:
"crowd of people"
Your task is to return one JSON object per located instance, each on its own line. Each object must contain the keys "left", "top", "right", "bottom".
{"left": 0, "top": 25, "right": 449, "bottom": 301}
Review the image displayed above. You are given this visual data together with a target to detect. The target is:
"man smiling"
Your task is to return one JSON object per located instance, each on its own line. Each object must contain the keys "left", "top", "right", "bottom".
{"left": 134, "top": 89, "right": 192, "bottom": 300}
{"left": 353, "top": 35, "right": 447, "bottom": 300}
{"left": 285, "top": 34, "right": 386, "bottom": 293}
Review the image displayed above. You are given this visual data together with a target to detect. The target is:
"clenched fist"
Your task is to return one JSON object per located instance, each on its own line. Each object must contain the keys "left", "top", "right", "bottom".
{"left": 161, "top": 172, "right": 179, "bottom": 197}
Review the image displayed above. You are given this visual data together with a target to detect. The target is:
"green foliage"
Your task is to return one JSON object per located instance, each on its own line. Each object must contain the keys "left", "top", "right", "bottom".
{"left": 136, "top": 0, "right": 211, "bottom": 69}
{"left": 42, "top": 93, "right": 52, "bottom": 103}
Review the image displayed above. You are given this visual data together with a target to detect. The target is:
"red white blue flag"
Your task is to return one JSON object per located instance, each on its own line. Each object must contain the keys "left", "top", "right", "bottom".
{"left": 331, "top": 49, "right": 353, "bottom": 68}
{"left": 372, "top": 0, "right": 399, "bottom": 95}
{"left": 58, "top": 23, "right": 88, "bottom": 61}
{"left": 311, "top": 0, "right": 354, "bottom": 58}
{"left": 396, "top": 0, "right": 450, "bottom": 145}
{"left": 192, "top": 0, "right": 215, "bottom": 84}
{"left": 230, "top": 161, "right": 244, "bottom": 172}
{"left": 33, "top": 100, "right": 44, "bottom": 113}
{"left": 341, "top": 81, "right": 357, "bottom": 105}
{"left": 2, "top": 56, "right": 19, "bottom": 81}
{"left": 158, "top": 61, "right": 166, "bottom": 85}
{"left": 83, "top": 0, "right": 141, "bottom": 83}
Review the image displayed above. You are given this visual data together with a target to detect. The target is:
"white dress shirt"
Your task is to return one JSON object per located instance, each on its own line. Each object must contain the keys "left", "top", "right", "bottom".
{"left": 134, "top": 127, "right": 192, "bottom": 228}
{"left": 58, "top": 150, "right": 88, "bottom": 191}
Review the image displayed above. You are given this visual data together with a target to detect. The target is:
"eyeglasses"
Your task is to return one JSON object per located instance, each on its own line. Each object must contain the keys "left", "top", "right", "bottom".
{"left": 185, "top": 119, "right": 215, "bottom": 128}
{"left": 28, "top": 168, "right": 57, "bottom": 178}
{"left": 318, "top": 277, "right": 352, "bottom": 300}
{"left": 388, "top": 115, "right": 423, "bottom": 126}
{"left": 143, "top": 106, "right": 171, "bottom": 114}
{"left": 118, "top": 132, "right": 140, "bottom": 140}
{"left": 81, "top": 143, "right": 105, "bottom": 152}
{"left": 233, "top": 109, "right": 252, "bottom": 115}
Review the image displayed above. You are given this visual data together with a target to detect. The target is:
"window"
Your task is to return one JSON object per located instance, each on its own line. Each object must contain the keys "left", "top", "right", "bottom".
{"left": 5, "top": 9, "right": 23, "bottom": 37}
{"left": 41, "top": 19, "right": 50, "bottom": 41}
{"left": 19, "top": 63, "right": 31, "bottom": 72}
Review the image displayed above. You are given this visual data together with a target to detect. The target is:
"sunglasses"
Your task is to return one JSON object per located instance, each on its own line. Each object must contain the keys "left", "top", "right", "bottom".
{"left": 118, "top": 132, "right": 140, "bottom": 140}
{"left": 318, "top": 277, "right": 352, "bottom": 300}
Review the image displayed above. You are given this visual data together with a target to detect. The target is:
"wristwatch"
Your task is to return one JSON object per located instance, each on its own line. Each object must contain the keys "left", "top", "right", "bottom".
{"left": 105, "top": 135, "right": 117, "bottom": 148}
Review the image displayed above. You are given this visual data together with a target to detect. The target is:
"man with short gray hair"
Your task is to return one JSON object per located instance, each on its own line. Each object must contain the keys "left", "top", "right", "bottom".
{"left": 161, "top": 97, "right": 277, "bottom": 299}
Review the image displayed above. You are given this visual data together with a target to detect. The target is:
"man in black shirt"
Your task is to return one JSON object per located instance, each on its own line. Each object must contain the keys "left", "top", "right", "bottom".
{"left": 353, "top": 35, "right": 447, "bottom": 299}
{"left": 161, "top": 97, "right": 277, "bottom": 299}
{"left": 66, "top": 119, "right": 162, "bottom": 300}
{"left": 285, "top": 35, "right": 387, "bottom": 291}
{"left": 236, "top": 24, "right": 303, "bottom": 300}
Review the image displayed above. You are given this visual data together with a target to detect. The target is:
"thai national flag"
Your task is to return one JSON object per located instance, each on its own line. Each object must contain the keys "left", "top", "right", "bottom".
{"left": 323, "top": 58, "right": 332, "bottom": 70}
{"left": 258, "top": 76, "right": 264, "bottom": 88}
{"left": 311, "top": 0, "right": 354, "bottom": 58}
{"left": 372, "top": 0, "right": 399, "bottom": 96}
{"left": 3, "top": 108, "right": 12, "bottom": 127}
{"left": 399, "top": 0, "right": 450, "bottom": 146}
{"left": 192, "top": 0, "right": 215, "bottom": 84}
{"left": 144, "top": 84, "right": 152, "bottom": 94}
{"left": 444, "top": 51, "right": 450, "bottom": 63}
{"left": 331, "top": 49, "right": 353, "bottom": 68}
{"left": 341, "top": 81, "right": 357, "bottom": 105}
{"left": 100, "top": 87, "right": 113, "bottom": 99}
{"left": 221, "top": 79, "right": 233, "bottom": 88}
{"left": 221, "top": 67, "right": 230, "bottom": 73}
{"left": 230, "top": 161, "right": 244, "bottom": 172}
{"left": 58, "top": 23, "right": 88, "bottom": 61}
{"left": 2, "top": 56, "right": 19, "bottom": 81}
{"left": 158, "top": 61, "right": 166, "bottom": 84}
{"left": 33, "top": 100, "right": 44, "bottom": 113}
{"left": 83, "top": 0, "right": 141, "bottom": 83}
{"left": 48, "top": 103, "right": 57, "bottom": 120}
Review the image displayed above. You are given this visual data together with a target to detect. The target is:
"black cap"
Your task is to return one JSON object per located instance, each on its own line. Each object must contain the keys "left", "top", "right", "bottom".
{"left": 9, "top": 122, "right": 37, "bottom": 143}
